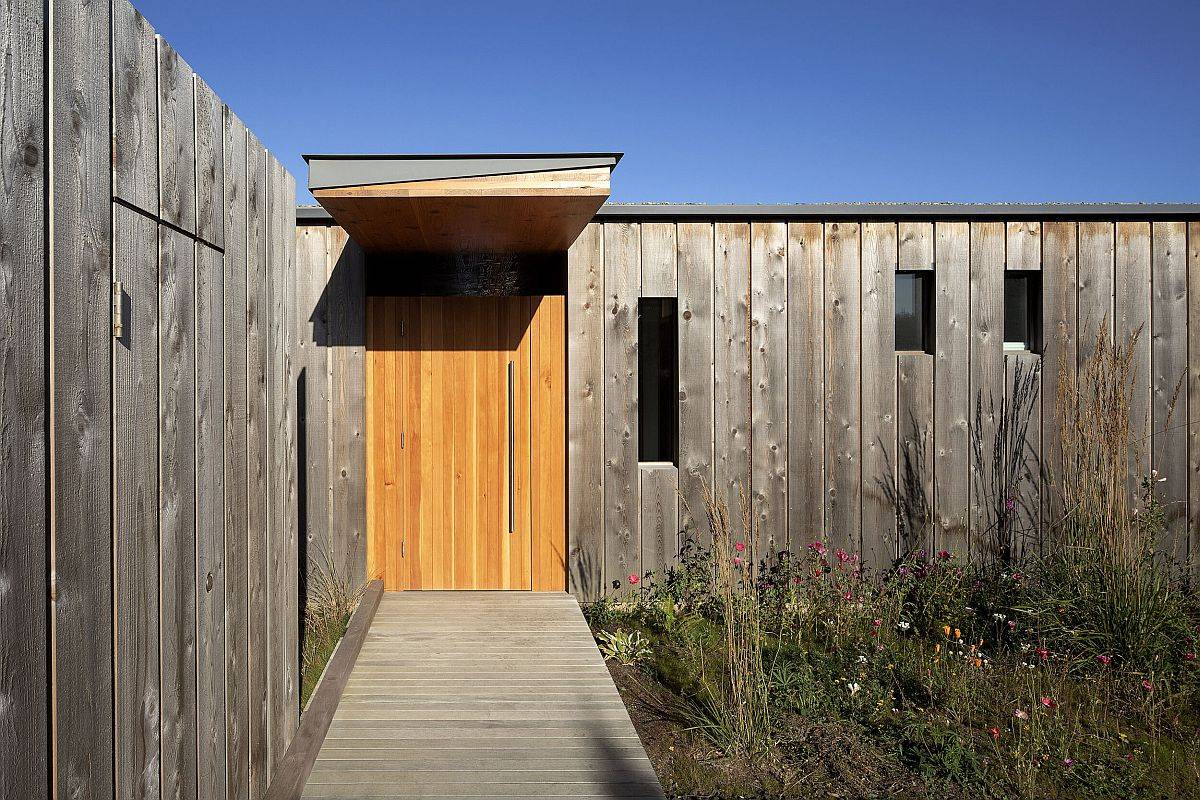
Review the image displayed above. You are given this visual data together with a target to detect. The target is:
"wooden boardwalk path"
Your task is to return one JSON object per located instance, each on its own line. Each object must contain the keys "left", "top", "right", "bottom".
{"left": 301, "top": 591, "right": 665, "bottom": 798}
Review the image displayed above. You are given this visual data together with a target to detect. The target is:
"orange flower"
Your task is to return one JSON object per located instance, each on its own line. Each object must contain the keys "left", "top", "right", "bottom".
{"left": 942, "top": 625, "right": 951, "bottom": 637}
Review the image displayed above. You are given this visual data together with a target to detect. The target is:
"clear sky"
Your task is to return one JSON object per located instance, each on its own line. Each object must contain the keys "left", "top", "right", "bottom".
{"left": 134, "top": 0, "right": 1200, "bottom": 205}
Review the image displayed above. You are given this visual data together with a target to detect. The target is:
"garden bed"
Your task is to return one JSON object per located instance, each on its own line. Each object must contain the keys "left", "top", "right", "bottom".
{"left": 589, "top": 544, "right": 1200, "bottom": 799}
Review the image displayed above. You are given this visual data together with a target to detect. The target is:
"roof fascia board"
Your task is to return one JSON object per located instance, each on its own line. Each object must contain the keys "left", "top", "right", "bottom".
{"left": 307, "top": 154, "right": 621, "bottom": 192}
{"left": 296, "top": 202, "right": 1200, "bottom": 224}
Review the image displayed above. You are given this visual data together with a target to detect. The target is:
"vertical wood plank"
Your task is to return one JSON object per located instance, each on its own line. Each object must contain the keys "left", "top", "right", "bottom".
{"left": 296, "top": 226, "right": 330, "bottom": 589}
{"left": 157, "top": 38, "right": 195, "bottom": 233}
{"left": 1189, "top": 222, "right": 1200, "bottom": 572}
{"left": 1006, "top": 219, "right": 1043, "bottom": 562}
{"left": 1007, "top": 222, "right": 1041, "bottom": 270}
{"left": 1151, "top": 221, "right": 1188, "bottom": 561}
{"left": 639, "top": 221, "right": 677, "bottom": 297}
{"left": 112, "top": 0, "right": 157, "bottom": 215}
{"left": 1042, "top": 221, "right": 1078, "bottom": 534}
{"left": 823, "top": 221, "right": 861, "bottom": 552}
{"left": 860, "top": 222, "right": 897, "bottom": 568}
{"left": 53, "top": 0, "right": 113, "bottom": 795}
{"left": 0, "top": 1, "right": 46, "bottom": 796}
{"left": 532, "top": 296, "right": 567, "bottom": 591}
{"left": 1077, "top": 222, "right": 1115, "bottom": 364}
{"left": 896, "top": 354, "right": 934, "bottom": 556}
{"left": 639, "top": 464, "right": 678, "bottom": 575}
{"left": 787, "top": 222, "right": 824, "bottom": 549}
{"left": 1006, "top": 351, "right": 1043, "bottom": 550}
{"left": 158, "top": 225, "right": 197, "bottom": 800}
{"left": 714, "top": 223, "right": 752, "bottom": 526}
{"left": 113, "top": 203, "right": 160, "bottom": 800}
{"left": 751, "top": 222, "right": 788, "bottom": 553}
{"left": 194, "top": 77, "right": 224, "bottom": 249}
{"left": 283, "top": 170, "right": 300, "bottom": 746}
{"left": 676, "top": 222, "right": 714, "bottom": 550}
{"left": 968, "top": 222, "right": 1006, "bottom": 559}
{"left": 222, "top": 108, "right": 250, "bottom": 800}
{"left": 1116, "top": 222, "right": 1152, "bottom": 497}
{"left": 934, "top": 222, "right": 970, "bottom": 555}
{"left": 566, "top": 224, "right": 607, "bottom": 598}
{"left": 196, "top": 242, "right": 227, "bottom": 800}
{"left": 898, "top": 222, "right": 933, "bottom": 270}
{"left": 603, "top": 222, "right": 640, "bottom": 588}
{"left": 244, "top": 134, "right": 269, "bottom": 800}
{"left": 328, "top": 226, "right": 367, "bottom": 586}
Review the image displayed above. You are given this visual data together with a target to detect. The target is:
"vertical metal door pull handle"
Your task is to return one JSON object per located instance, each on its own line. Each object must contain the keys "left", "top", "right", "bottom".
{"left": 507, "top": 359, "right": 515, "bottom": 534}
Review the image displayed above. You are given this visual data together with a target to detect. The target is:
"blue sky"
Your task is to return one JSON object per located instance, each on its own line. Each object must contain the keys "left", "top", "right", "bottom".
{"left": 134, "top": 0, "right": 1200, "bottom": 205}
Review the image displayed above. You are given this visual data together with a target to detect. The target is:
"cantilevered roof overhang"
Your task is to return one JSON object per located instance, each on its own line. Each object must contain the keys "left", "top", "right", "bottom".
{"left": 304, "top": 153, "right": 621, "bottom": 254}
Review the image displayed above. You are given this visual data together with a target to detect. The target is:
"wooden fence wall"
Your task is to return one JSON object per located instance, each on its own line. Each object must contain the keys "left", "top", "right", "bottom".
{"left": 567, "top": 218, "right": 1200, "bottom": 600}
{"left": 294, "top": 223, "right": 368, "bottom": 590}
{"left": 0, "top": 1, "right": 302, "bottom": 798}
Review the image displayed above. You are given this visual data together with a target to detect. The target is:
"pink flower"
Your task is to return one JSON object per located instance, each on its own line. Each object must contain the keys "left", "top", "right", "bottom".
{"left": 734, "top": 540, "right": 746, "bottom": 553}
{"left": 1063, "top": 758, "right": 1075, "bottom": 767}
{"left": 1012, "top": 571, "right": 1023, "bottom": 583}
{"left": 1035, "top": 647, "right": 1049, "bottom": 662}
{"left": 1040, "top": 697, "right": 1057, "bottom": 709}
{"left": 733, "top": 556, "right": 743, "bottom": 567}
{"left": 936, "top": 549, "right": 951, "bottom": 560}
{"left": 1141, "top": 680, "right": 1153, "bottom": 693}
{"left": 1185, "top": 652, "right": 1197, "bottom": 662}
{"left": 792, "top": 576, "right": 802, "bottom": 585}
{"left": 988, "top": 726, "right": 1000, "bottom": 741}
{"left": 1014, "top": 709, "right": 1029, "bottom": 720}
{"left": 1096, "top": 655, "right": 1112, "bottom": 666}
{"left": 1007, "top": 620, "right": 1017, "bottom": 631}
{"left": 627, "top": 573, "right": 639, "bottom": 586}
{"left": 841, "top": 590, "right": 852, "bottom": 601}
{"left": 872, "top": 618, "right": 882, "bottom": 628}
{"left": 808, "top": 541, "right": 827, "bottom": 556}
{"left": 835, "top": 548, "right": 850, "bottom": 563}
{"left": 1004, "top": 497, "right": 1016, "bottom": 511}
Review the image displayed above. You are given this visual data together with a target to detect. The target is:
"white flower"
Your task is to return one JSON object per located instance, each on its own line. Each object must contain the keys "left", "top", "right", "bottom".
{"left": 857, "top": 655, "right": 868, "bottom": 664}
{"left": 847, "top": 682, "right": 861, "bottom": 696}
{"left": 897, "top": 621, "right": 911, "bottom": 631}
{"left": 992, "top": 612, "right": 1006, "bottom": 621}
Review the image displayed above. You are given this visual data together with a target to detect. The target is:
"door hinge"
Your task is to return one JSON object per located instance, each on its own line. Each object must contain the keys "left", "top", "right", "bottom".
{"left": 112, "top": 280, "right": 123, "bottom": 339}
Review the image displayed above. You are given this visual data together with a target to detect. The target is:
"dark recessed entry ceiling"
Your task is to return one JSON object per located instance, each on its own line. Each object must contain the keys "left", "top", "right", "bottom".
{"left": 305, "top": 153, "right": 621, "bottom": 254}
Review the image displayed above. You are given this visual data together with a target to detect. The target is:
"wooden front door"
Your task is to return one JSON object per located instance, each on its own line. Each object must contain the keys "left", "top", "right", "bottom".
{"left": 366, "top": 296, "right": 566, "bottom": 591}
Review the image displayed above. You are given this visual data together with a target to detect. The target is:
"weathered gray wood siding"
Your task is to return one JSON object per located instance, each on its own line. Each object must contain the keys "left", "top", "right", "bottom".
{"left": 292, "top": 222, "right": 368, "bottom": 594}
{"left": 0, "top": 0, "right": 302, "bottom": 797}
{"left": 564, "top": 218, "right": 1199, "bottom": 595}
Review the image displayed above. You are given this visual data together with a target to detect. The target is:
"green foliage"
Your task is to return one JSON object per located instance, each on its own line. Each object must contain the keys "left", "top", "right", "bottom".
{"left": 596, "top": 628, "right": 652, "bottom": 667}
{"left": 300, "top": 557, "right": 365, "bottom": 709}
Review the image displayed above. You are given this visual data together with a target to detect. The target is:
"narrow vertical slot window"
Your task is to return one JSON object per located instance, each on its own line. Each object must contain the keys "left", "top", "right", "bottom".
{"left": 638, "top": 297, "right": 678, "bottom": 464}
{"left": 895, "top": 271, "right": 933, "bottom": 354}
{"left": 1004, "top": 272, "right": 1042, "bottom": 353}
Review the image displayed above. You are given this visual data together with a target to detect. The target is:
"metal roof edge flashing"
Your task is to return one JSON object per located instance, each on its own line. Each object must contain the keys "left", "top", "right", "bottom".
{"left": 305, "top": 153, "right": 623, "bottom": 192}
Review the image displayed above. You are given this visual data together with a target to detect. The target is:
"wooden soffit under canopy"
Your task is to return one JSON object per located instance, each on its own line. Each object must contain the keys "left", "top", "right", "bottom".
{"left": 305, "top": 153, "right": 621, "bottom": 254}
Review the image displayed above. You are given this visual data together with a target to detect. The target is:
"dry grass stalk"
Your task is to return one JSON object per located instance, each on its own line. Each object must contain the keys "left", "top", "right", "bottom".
{"left": 698, "top": 483, "right": 773, "bottom": 755}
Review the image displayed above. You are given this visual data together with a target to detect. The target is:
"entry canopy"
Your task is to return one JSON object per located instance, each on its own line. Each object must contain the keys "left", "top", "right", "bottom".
{"left": 304, "top": 153, "right": 621, "bottom": 254}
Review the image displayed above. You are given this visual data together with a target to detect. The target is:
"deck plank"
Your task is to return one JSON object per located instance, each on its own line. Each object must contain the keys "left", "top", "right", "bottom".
{"left": 300, "top": 592, "right": 664, "bottom": 799}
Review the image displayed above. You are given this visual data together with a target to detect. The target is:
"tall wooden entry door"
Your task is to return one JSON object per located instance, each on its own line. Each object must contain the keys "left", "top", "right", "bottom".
{"left": 366, "top": 296, "right": 566, "bottom": 591}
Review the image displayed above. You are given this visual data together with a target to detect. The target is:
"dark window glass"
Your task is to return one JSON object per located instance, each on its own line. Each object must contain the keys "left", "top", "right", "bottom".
{"left": 895, "top": 271, "right": 933, "bottom": 353}
{"left": 1004, "top": 272, "right": 1042, "bottom": 352}
{"left": 638, "top": 298, "right": 678, "bottom": 464}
